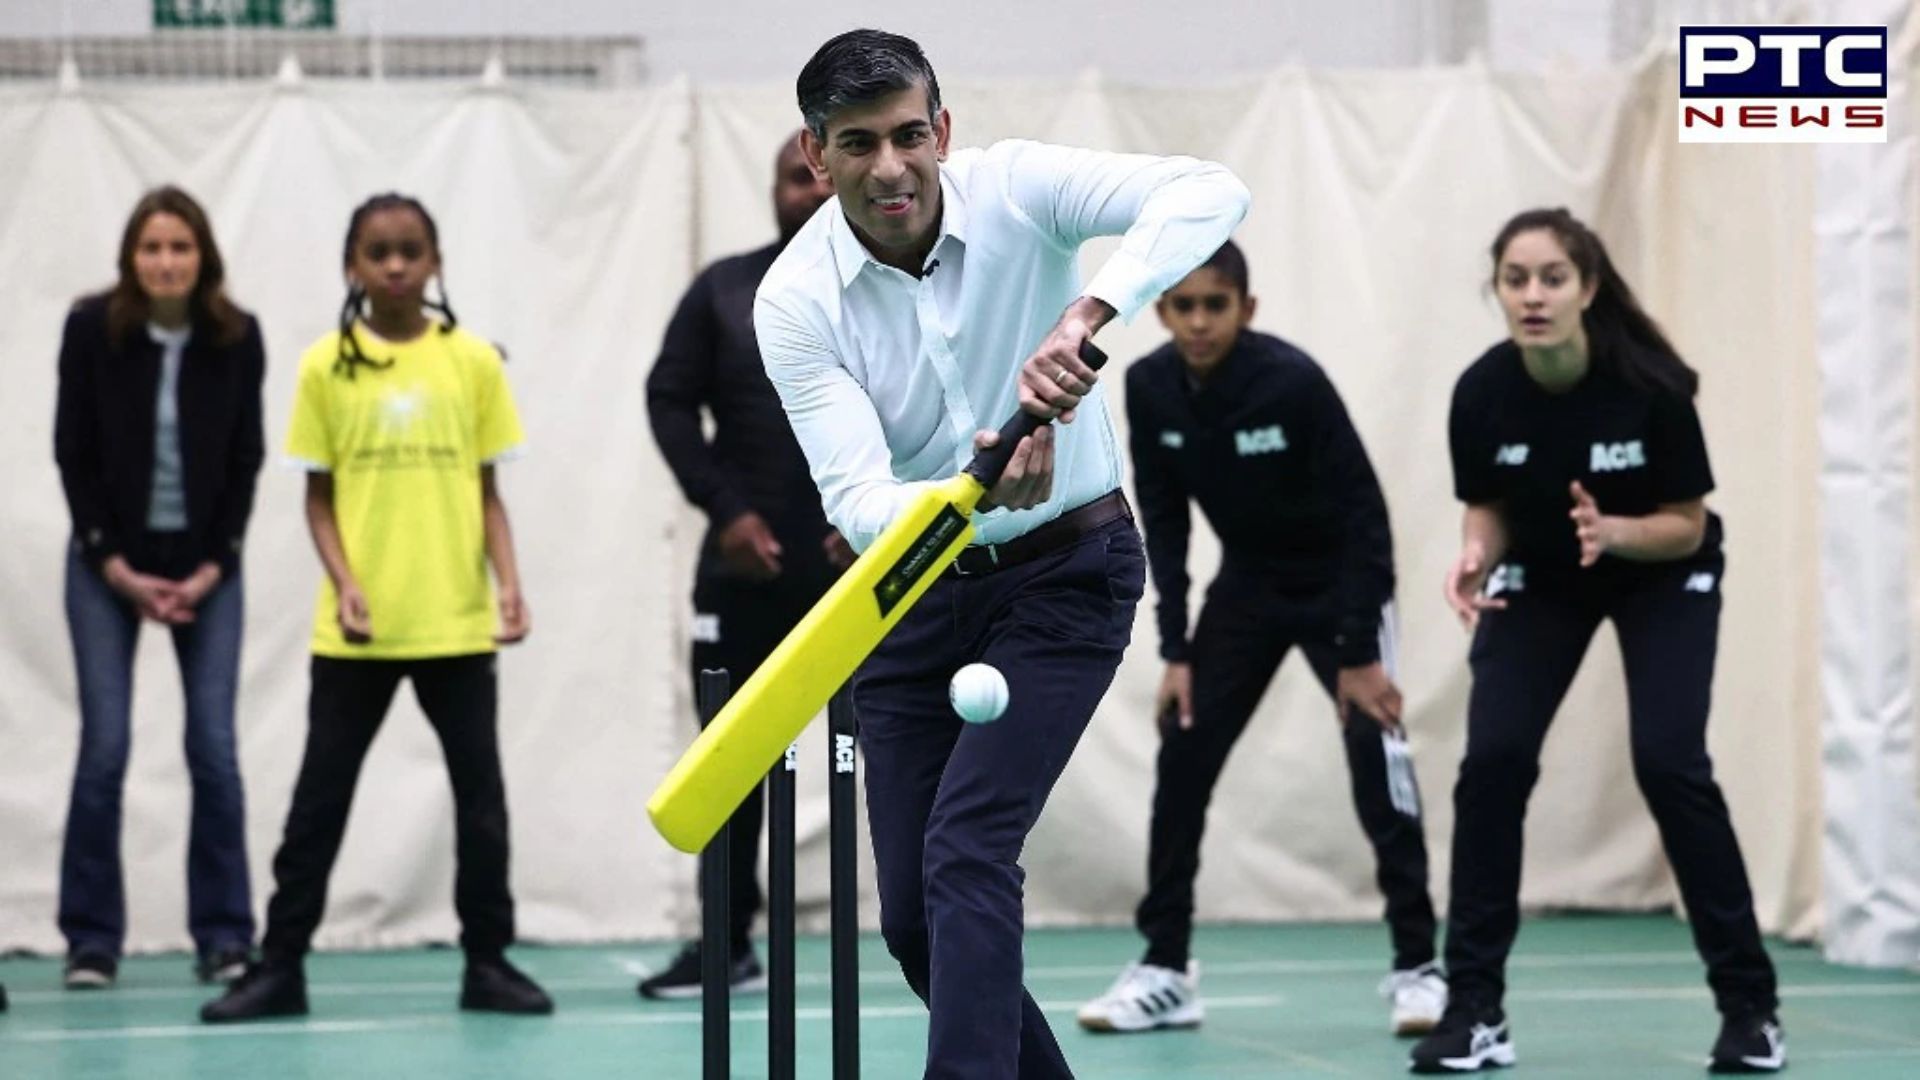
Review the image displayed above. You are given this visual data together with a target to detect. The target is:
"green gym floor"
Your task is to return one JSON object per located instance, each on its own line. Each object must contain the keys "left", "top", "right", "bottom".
{"left": 2, "top": 915, "right": 1916, "bottom": 1079}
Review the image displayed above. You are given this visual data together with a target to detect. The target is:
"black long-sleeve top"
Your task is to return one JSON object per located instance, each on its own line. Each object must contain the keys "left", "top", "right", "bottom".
{"left": 1125, "top": 331, "right": 1395, "bottom": 666}
{"left": 647, "top": 243, "right": 831, "bottom": 561}
{"left": 53, "top": 295, "right": 266, "bottom": 578}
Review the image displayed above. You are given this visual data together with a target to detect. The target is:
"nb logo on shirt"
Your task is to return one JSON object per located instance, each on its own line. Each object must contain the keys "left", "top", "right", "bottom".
{"left": 1684, "top": 572, "right": 1717, "bottom": 594}
{"left": 1494, "top": 443, "right": 1530, "bottom": 466}
{"left": 1234, "top": 425, "right": 1288, "bottom": 456}
{"left": 1160, "top": 431, "right": 1185, "bottom": 449}
{"left": 1589, "top": 440, "right": 1647, "bottom": 472}
{"left": 1487, "top": 564, "right": 1526, "bottom": 596}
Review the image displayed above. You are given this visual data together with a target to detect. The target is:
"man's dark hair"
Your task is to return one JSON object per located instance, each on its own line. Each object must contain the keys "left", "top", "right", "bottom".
{"left": 796, "top": 30, "right": 941, "bottom": 140}
{"left": 1198, "top": 239, "right": 1249, "bottom": 296}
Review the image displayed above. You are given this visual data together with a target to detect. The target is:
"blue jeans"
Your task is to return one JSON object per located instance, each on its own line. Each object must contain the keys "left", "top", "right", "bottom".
{"left": 60, "top": 543, "right": 255, "bottom": 958}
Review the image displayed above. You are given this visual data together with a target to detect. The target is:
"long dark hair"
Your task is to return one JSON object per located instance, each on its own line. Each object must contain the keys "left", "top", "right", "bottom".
{"left": 102, "top": 186, "right": 246, "bottom": 347}
{"left": 334, "top": 193, "right": 458, "bottom": 380}
{"left": 1490, "top": 207, "right": 1699, "bottom": 398}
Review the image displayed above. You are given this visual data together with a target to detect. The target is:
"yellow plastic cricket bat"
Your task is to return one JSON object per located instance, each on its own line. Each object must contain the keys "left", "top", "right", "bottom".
{"left": 647, "top": 341, "right": 1108, "bottom": 853}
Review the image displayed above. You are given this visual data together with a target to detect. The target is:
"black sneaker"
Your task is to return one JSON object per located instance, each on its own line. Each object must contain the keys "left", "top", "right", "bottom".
{"left": 1709, "top": 1011, "right": 1786, "bottom": 1073}
{"left": 461, "top": 956, "right": 554, "bottom": 1015}
{"left": 200, "top": 960, "right": 308, "bottom": 1023}
{"left": 1409, "top": 1001, "right": 1515, "bottom": 1073}
{"left": 195, "top": 946, "right": 254, "bottom": 985}
{"left": 63, "top": 952, "right": 117, "bottom": 990}
{"left": 637, "top": 941, "right": 766, "bottom": 1000}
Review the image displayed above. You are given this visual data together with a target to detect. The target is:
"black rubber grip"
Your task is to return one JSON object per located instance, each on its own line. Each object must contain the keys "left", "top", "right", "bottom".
{"left": 964, "top": 340, "right": 1109, "bottom": 490}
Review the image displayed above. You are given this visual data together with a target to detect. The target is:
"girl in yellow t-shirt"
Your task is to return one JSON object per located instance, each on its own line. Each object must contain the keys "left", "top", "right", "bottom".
{"left": 202, "top": 193, "right": 549, "bottom": 1023}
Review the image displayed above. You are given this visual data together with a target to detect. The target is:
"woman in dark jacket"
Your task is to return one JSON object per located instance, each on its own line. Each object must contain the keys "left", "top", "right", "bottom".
{"left": 53, "top": 186, "right": 265, "bottom": 989}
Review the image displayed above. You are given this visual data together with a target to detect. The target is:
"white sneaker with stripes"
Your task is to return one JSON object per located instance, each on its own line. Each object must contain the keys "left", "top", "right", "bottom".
{"left": 1076, "top": 961, "right": 1204, "bottom": 1033}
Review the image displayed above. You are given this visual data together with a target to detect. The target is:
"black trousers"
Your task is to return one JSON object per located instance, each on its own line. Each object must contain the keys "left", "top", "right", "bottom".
{"left": 1136, "top": 571, "right": 1436, "bottom": 972}
{"left": 261, "top": 654, "right": 514, "bottom": 961}
{"left": 689, "top": 560, "right": 836, "bottom": 950}
{"left": 1443, "top": 556, "right": 1778, "bottom": 1013}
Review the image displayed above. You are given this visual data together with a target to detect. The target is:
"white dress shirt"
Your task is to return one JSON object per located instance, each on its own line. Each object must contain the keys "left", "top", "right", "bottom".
{"left": 754, "top": 139, "right": 1250, "bottom": 554}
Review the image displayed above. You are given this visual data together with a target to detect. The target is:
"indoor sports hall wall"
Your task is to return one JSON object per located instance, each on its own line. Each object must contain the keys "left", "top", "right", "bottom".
{"left": 0, "top": 37, "right": 1908, "bottom": 954}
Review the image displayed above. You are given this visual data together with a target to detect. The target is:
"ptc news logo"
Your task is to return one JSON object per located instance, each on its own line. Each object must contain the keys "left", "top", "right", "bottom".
{"left": 1679, "top": 26, "right": 1888, "bottom": 143}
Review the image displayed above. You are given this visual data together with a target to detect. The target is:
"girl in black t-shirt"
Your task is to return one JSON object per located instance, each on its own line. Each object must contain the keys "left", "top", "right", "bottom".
{"left": 1409, "top": 209, "right": 1782, "bottom": 1075}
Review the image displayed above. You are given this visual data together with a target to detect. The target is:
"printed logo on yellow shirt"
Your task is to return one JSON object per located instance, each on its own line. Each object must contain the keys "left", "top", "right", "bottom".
{"left": 379, "top": 385, "right": 426, "bottom": 432}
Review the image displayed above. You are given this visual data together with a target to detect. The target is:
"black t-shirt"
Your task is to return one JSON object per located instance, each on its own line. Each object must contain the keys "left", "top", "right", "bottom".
{"left": 1448, "top": 341, "right": 1722, "bottom": 583}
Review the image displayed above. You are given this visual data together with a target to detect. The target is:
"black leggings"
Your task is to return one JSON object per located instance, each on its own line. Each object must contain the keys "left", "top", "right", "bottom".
{"left": 262, "top": 654, "right": 512, "bottom": 960}
{"left": 1442, "top": 558, "right": 1777, "bottom": 1014}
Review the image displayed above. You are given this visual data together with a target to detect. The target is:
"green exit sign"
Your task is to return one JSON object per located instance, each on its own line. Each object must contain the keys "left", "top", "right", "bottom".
{"left": 155, "top": 1, "right": 335, "bottom": 29}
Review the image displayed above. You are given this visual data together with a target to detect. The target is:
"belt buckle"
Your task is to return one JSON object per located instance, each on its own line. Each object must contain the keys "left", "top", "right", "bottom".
{"left": 953, "top": 542, "right": 1000, "bottom": 578}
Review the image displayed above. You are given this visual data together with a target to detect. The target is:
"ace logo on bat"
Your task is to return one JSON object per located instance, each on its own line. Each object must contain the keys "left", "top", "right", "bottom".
{"left": 1678, "top": 26, "right": 1888, "bottom": 143}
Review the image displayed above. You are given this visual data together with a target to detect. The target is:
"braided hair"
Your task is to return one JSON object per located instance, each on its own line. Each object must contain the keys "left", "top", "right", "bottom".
{"left": 334, "top": 193, "right": 460, "bottom": 379}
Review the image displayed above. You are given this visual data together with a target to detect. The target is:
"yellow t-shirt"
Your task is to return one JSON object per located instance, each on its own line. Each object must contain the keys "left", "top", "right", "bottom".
{"left": 285, "top": 322, "right": 525, "bottom": 659}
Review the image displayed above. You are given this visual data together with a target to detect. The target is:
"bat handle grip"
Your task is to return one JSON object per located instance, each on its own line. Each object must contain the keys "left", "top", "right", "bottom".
{"left": 964, "top": 340, "right": 1109, "bottom": 491}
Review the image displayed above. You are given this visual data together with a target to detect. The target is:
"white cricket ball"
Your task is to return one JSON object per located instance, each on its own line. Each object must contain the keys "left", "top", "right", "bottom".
{"left": 948, "top": 663, "right": 1010, "bottom": 724}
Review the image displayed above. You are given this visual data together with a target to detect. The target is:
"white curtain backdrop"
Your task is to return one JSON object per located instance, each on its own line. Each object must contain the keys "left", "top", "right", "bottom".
{"left": 1817, "top": 4, "right": 1920, "bottom": 970}
{"left": 6, "top": 35, "right": 1907, "bottom": 952}
{"left": 0, "top": 75, "right": 699, "bottom": 950}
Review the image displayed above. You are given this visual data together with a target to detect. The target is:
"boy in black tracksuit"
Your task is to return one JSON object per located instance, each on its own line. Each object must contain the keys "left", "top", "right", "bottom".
{"left": 1078, "top": 242, "right": 1444, "bottom": 1037}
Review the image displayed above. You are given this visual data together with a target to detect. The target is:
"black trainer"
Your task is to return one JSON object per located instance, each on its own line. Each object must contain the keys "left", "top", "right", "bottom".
{"left": 195, "top": 946, "right": 254, "bottom": 985}
{"left": 201, "top": 960, "right": 308, "bottom": 1023}
{"left": 1409, "top": 1000, "right": 1516, "bottom": 1073}
{"left": 461, "top": 955, "right": 554, "bottom": 1015}
{"left": 1708, "top": 1010, "right": 1786, "bottom": 1073}
{"left": 63, "top": 952, "right": 117, "bottom": 990}
{"left": 637, "top": 941, "right": 766, "bottom": 1000}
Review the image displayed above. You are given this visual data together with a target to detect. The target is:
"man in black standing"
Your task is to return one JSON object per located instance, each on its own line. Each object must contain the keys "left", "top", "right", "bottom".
{"left": 640, "top": 132, "right": 846, "bottom": 998}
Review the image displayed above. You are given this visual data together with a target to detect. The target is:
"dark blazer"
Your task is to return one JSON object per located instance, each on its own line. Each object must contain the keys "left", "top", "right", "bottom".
{"left": 53, "top": 295, "right": 266, "bottom": 578}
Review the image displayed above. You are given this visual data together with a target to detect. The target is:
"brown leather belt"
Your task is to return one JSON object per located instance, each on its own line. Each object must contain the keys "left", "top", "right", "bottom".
{"left": 947, "top": 490, "right": 1132, "bottom": 577}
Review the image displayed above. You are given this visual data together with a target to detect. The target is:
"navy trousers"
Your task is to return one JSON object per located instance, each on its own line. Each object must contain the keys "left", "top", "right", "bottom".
{"left": 856, "top": 514, "right": 1144, "bottom": 1080}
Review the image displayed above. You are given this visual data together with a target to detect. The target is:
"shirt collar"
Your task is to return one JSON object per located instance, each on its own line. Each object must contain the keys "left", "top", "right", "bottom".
{"left": 827, "top": 164, "right": 967, "bottom": 290}
{"left": 146, "top": 321, "right": 192, "bottom": 347}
